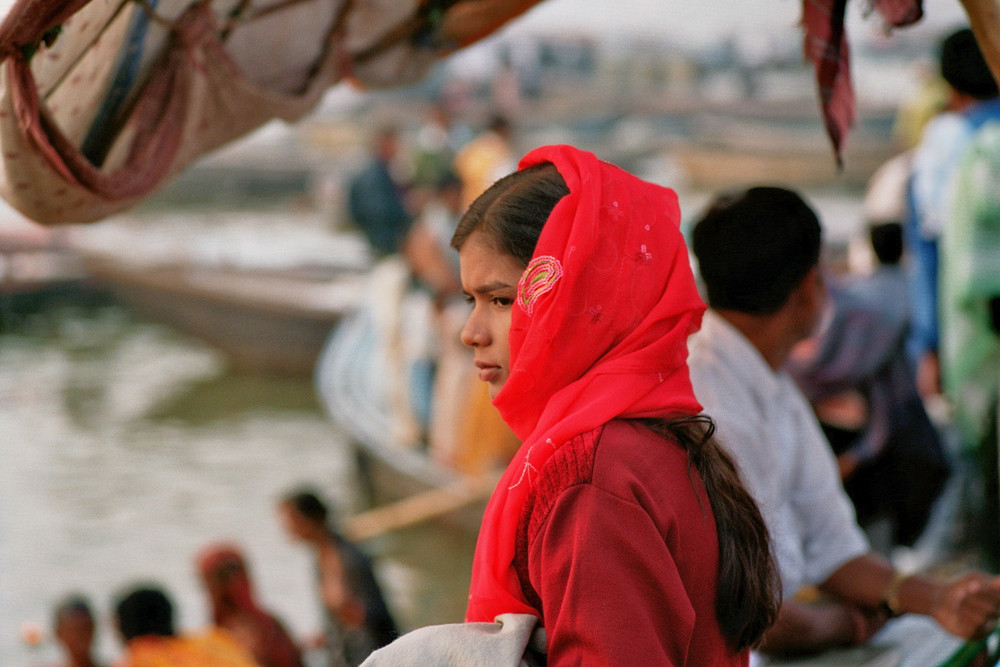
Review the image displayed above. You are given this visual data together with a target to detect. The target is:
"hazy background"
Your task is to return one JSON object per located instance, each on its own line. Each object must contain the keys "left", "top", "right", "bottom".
{"left": 0, "top": 0, "right": 981, "bottom": 665}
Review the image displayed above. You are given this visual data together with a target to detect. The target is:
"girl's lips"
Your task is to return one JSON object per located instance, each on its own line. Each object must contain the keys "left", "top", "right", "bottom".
{"left": 476, "top": 365, "right": 500, "bottom": 383}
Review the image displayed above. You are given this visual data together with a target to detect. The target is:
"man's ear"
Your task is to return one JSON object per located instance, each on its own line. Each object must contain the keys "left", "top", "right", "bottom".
{"left": 801, "top": 266, "right": 825, "bottom": 306}
{"left": 787, "top": 265, "right": 826, "bottom": 330}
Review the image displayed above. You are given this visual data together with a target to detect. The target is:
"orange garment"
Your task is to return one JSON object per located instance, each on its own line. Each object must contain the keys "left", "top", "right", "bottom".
{"left": 196, "top": 544, "right": 304, "bottom": 667}
{"left": 453, "top": 375, "right": 520, "bottom": 476}
{"left": 116, "top": 630, "right": 259, "bottom": 667}
{"left": 454, "top": 131, "right": 514, "bottom": 209}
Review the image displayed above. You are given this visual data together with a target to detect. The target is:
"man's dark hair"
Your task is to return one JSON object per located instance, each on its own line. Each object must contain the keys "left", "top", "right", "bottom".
{"left": 282, "top": 487, "right": 329, "bottom": 525}
{"left": 115, "top": 586, "right": 175, "bottom": 640}
{"left": 869, "top": 222, "right": 904, "bottom": 266}
{"left": 488, "top": 114, "right": 511, "bottom": 137}
{"left": 691, "top": 186, "right": 822, "bottom": 315}
{"left": 941, "top": 28, "right": 999, "bottom": 100}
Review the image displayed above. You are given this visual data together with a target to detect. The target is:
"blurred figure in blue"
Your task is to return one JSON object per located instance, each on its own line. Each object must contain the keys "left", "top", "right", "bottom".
{"left": 787, "top": 214, "right": 949, "bottom": 551}
{"left": 347, "top": 127, "right": 414, "bottom": 259}
{"left": 907, "top": 27, "right": 1000, "bottom": 400}
{"left": 909, "top": 26, "right": 1000, "bottom": 568}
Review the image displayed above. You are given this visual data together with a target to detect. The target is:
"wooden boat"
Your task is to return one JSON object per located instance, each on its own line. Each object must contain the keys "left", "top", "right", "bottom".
{"left": 71, "top": 212, "right": 372, "bottom": 375}
{"left": 316, "top": 259, "right": 500, "bottom": 535}
{"left": 667, "top": 129, "right": 896, "bottom": 189}
{"left": 0, "top": 212, "right": 96, "bottom": 326}
{"left": 1, "top": 212, "right": 83, "bottom": 291}
{"left": 657, "top": 99, "right": 899, "bottom": 189}
{"left": 81, "top": 252, "right": 366, "bottom": 375}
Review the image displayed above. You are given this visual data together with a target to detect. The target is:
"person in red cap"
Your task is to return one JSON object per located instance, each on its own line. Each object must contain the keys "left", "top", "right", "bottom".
{"left": 196, "top": 543, "right": 304, "bottom": 667}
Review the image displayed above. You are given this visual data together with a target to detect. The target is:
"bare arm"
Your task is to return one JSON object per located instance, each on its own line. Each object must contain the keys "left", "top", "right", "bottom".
{"left": 764, "top": 554, "right": 1000, "bottom": 656}
{"left": 822, "top": 554, "right": 1000, "bottom": 640}
{"left": 763, "top": 553, "right": 897, "bottom": 656}
{"left": 318, "top": 546, "right": 363, "bottom": 628}
{"left": 759, "top": 597, "right": 884, "bottom": 656}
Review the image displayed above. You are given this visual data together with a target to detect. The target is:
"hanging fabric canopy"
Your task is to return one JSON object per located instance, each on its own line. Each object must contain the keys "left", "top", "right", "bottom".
{"left": 0, "top": 0, "right": 542, "bottom": 225}
{"left": 0, "top": 0, "right": 975, "bottom": 225}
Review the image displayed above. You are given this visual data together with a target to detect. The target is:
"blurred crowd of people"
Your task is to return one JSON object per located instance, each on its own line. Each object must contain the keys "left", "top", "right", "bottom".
{"left": 791, "top": 25, "right": 1000, "bottom": 568}
{"left": 335, "top": 108, "right": 523, "bottom": 476}
{"left": 39, "top": 488, "right": 396, "bottom": 667}
{"left": 346, "top": 23, "right": 1000, "bottom": 664}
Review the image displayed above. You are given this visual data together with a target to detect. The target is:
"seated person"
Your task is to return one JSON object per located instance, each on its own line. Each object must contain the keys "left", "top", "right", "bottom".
{"left": 787, "top": 221, "right": 950, "bottom": 549}
{"left": 687, "top": 186, "right": 1000, "bottom": 658}
{"left": 196, "top": 543, "right": 304, "bottom": 667}
{"left": 52, "top": 594, "right": 103, "bottom": 667}
{"left": 113, "top": 584, "right": 259, "bottom": 667}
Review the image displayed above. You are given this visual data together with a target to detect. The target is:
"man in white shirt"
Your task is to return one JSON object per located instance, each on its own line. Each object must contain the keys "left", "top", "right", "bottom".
{"left": 687, "top": 186, "right": 1000, "bottom": 658}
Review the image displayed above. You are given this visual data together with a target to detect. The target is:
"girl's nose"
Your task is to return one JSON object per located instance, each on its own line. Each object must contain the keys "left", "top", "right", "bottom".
{"left": 460, "top": 308, "right": 489, "bottom": 348}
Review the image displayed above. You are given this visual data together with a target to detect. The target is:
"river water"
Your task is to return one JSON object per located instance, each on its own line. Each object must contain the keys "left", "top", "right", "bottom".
{"left": 0, "top": 303, "right": 475, "bottom": 666}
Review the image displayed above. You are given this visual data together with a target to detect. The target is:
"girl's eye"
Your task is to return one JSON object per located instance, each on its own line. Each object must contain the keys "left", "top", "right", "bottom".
{"left": 492, "top": 296, "right": 514, "bottom": 308}
{"left": 463, "top": 294, "right": 475, "bottom": 305}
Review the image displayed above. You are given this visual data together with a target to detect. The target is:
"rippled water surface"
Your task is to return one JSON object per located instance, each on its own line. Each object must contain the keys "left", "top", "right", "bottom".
{"left": 0, "top": 305, "right": 475, "bottom": 666}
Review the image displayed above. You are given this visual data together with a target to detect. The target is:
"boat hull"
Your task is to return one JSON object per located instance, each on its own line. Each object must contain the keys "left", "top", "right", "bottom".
{"left": 83, "top": 253, "right": 364, "bottom": 375}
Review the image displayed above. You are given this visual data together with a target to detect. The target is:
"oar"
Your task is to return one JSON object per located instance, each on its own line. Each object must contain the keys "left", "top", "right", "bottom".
{"left": 343, "top": 471, "right": 501, "bottom": 542}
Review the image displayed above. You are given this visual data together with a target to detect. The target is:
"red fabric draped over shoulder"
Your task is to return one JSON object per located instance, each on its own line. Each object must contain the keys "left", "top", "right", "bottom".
{"left": 465, "top": 144, "right": 705, "bottom": 622}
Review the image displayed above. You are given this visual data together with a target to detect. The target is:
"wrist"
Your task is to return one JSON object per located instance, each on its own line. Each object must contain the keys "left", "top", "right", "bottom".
{"left": 880, "top": 571, "right": 911, "bottom": 618}
{"left": 843, "top": 606, "right": 870, "bottom": 646}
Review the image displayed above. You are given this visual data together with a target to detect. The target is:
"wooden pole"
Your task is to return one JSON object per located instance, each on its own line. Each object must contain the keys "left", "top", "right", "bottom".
{"left": 342, "top": 471, "right": 501, "bottom": 542}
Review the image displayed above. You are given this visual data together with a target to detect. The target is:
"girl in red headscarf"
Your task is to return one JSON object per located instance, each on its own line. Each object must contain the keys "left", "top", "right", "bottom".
{"left": 196, "top": 544, "right": 305, "bottom": 667}
{"left": 452, "top": 145, "right": 781, "bottom": 665}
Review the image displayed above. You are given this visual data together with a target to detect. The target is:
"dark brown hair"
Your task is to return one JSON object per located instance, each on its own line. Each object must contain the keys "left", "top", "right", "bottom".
{"left": 282, "top": 487, "right": 329, "bottom": 524}
{"left": 643, "top": 416, "right": 781, "bottom": 651}
{"left": 451, "top": 163, "right": 568, "bottom": 264}
{"left": 452, "top": 163, "right": 781, "bottom": 651}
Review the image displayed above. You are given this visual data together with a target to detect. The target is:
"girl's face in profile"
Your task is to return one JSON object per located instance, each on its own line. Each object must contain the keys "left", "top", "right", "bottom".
{"left": 458, "top": 230, "right": 526, "bottom": 398}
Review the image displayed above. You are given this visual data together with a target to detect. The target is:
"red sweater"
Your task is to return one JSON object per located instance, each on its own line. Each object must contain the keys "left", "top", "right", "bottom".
{"left": 513, "top": 419, "right": 747, "bottom": 666}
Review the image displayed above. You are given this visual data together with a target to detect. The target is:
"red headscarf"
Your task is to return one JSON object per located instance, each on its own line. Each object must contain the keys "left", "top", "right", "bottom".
{"left": 465, "top": 145, "right": 706, "bottom": 622}
{"left": 196, "top": 543, "right": 262, "bottom": 623}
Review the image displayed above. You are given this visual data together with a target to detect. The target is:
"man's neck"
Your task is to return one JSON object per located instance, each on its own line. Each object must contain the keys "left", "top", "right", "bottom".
{"left": 714, "top": 309, "right": 798, "bottom": 371}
